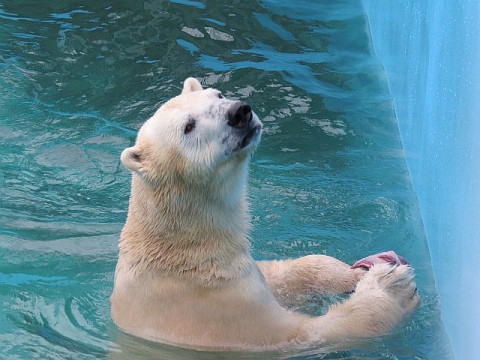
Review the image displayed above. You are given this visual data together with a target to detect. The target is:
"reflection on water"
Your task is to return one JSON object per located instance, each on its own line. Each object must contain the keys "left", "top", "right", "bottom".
{"left": 0, "top": 0, "right": 451, "bottom": 359}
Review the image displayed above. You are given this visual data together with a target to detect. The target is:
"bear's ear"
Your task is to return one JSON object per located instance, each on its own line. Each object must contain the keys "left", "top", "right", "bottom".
{"left": 121, "top": 146, "right": 144, "bottom": 172}
{"left": 182, "top": 77, "right": 203, "bottom": 94}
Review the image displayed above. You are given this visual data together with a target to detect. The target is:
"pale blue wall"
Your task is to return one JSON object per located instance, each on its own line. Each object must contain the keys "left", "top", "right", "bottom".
{"left": 363, "top": 1, "right": 480, "bottom": 359}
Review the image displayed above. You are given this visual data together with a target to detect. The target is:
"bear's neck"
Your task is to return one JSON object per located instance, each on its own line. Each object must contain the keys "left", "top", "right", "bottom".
{"left": 119, "top": 174, "right": 253, "bottom": 284}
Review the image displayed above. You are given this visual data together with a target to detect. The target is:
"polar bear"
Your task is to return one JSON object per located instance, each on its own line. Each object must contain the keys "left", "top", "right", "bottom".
{"left": 110, "top": 78, "right": 419, "bottom": 351}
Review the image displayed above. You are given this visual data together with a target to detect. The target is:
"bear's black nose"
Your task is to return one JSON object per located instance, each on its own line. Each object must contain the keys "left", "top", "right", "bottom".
{"left": 227, "top": 102, "right": 252, "bottom": 129}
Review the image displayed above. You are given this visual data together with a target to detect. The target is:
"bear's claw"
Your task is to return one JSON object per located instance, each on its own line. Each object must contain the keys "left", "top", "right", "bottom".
{"left": 351, "top": 250, "right": 409, "bottom": 270}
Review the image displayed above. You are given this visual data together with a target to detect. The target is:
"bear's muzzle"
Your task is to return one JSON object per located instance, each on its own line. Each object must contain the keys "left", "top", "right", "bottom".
{"left": 227, "top": 102, "right": 253, "bottom": 129}
{"left": 227, "top": 102, "right": 262, "bottom": 152}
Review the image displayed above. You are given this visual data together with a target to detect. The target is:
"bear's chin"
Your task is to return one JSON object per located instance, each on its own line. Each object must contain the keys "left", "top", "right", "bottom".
{"left": 228, "top": 125, "right": 262, "bottom": 156}
{"left": 239, "top": 124, "right": 262, "bottom": 150}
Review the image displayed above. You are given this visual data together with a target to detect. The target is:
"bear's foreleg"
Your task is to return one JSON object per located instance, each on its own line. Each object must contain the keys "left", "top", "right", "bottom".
{"left": 257, "top": 255, "right": 366, "bottom": 306}
{"left": 298, "top": 263, "right": 419, "bottom": 347}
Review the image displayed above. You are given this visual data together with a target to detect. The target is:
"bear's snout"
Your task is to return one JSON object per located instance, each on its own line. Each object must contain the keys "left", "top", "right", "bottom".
{"left": 227, "top": 102, "right": 253, "bottom": 129}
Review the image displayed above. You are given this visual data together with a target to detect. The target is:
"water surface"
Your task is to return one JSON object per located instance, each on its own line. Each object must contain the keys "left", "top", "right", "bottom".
{"left": 0, "top": 1, "right": 451, "bottom": 359}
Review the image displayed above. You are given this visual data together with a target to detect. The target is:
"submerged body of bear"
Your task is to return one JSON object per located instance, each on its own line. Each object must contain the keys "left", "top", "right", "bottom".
{"left": 110, "top": 78, "right": 419, "bottom": 351}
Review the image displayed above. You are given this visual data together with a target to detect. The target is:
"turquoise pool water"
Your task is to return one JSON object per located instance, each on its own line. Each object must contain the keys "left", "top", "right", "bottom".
{"left": 0, "top": 1, "right": 452, "bottom": 359}
{"left": 364, "top": 1, "right": 480, "bottom": 358}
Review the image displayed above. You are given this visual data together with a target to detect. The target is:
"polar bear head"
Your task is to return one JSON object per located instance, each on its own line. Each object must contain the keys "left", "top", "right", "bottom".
{"left": 120, "top": 78, "right": 262, "bottom": 199}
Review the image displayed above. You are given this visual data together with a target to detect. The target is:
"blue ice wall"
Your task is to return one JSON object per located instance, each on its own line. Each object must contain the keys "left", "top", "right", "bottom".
{"left": 362, "top": 1, "right": 480, "bottom": 359}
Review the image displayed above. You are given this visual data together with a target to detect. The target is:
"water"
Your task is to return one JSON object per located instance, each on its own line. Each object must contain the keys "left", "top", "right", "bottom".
{"left": 0, "top": 1, "right": 451, "bottom": 359}
{"left": 363, "top": 1, "right": 480, "bottom": 358}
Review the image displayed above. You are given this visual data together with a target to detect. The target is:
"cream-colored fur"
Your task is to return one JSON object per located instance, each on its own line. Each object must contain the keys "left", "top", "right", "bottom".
{"left": 111, "top": 78, "right": 419, "bottom": 351}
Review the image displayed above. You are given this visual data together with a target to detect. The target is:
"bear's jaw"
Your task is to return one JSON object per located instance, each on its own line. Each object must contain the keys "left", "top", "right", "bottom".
{"left": 239, "top": 124, "right": 262, "bottom": 150}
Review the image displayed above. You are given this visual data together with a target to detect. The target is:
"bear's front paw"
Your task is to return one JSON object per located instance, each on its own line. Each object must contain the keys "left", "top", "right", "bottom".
{"left": 355, "top": 263, "right": 420, "bottom": 312}
{"left": 335, "top": 263, "right": 419, "bottom": 338}
{"left": 351, "top": 250, "right": 409, "bottom": 270}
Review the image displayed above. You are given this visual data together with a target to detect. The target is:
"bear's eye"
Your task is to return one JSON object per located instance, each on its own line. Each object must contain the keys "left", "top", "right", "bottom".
{"left": 217, "top": 92, "right": 223, "bottom": 99}
{"left": 184, "top": 120, "right": 196, "bottom": 134}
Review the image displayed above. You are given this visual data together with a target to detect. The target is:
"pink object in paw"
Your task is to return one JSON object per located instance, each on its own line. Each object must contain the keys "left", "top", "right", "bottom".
{"left": 351, "top": 250, "right": 409, "bottom": 270}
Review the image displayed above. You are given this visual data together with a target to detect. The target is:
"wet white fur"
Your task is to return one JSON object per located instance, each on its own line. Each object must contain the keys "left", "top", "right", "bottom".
{"left": 111, "top": 78, "right": 419, "bottom": 351}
